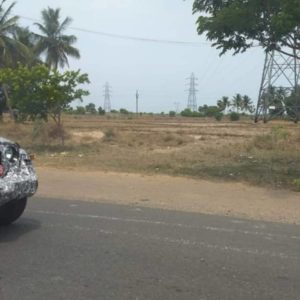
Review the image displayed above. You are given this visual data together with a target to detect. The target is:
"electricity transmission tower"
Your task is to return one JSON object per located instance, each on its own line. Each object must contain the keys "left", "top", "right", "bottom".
{"left": 136, "top": 90, "right": 139, "bottom": 114}
{"left": 255, "top": 50, "right": 300, "bottom": 123}
{"left": 103, "top": 82, "right": 112, "bottom": 113}
{"left": 186, "top": 73, "right": 198, "bottom": 111}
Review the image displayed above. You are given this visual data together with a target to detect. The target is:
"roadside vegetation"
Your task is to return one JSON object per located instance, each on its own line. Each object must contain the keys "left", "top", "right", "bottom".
{"left": 0, "top": 1, "right": 89, "bottom": 145}
{"left": 1, "top": 114, "right": 300, "bottom": 191}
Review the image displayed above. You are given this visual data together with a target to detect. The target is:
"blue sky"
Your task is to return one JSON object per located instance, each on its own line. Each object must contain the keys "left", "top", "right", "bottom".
{"left": 14, "top": 0, "right": 265, "bottom": 112}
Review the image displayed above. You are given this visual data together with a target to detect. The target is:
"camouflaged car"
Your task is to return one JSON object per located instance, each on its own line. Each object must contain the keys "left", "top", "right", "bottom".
{"left": 0, "top": 138, "right": 38, "bottom": 225}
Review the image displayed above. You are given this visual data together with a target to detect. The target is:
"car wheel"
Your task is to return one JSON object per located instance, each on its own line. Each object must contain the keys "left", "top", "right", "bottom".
{"left": 0, "top": 197, "right": 28, "bottom": 226}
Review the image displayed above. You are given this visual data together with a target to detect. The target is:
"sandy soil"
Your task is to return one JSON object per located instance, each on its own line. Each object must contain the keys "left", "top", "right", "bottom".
{"left": 71, "top": 131, "right": 105, "bottom": 143}
{"left": 36, "top": 167, "right": 300, "bottom": 224}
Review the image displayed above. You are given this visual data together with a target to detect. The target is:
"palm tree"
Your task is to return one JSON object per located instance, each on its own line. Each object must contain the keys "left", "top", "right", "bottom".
{"left": 13, "top": 26, "right": 40, "bottom": 66}
{"left": 34, "top": 7, "right": 80, "bottom": 70}
{"left": 231, "top": 93, "right": 243, "bottom": 113}
{"left": 241, "top": 95, "right": 253, "bottom": 113}
{"left": 0, "top": 0, "right": 27, "bottom": 67}
{"left": 0, "top": 0, "right": 29, "bottom": 120}
{"left": 217, "top": 96, "right": 230, "bottom": 112}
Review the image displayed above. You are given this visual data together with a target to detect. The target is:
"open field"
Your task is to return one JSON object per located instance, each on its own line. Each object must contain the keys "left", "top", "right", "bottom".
{"left": 1, "top": 114, "right": 300, "bottom": 190}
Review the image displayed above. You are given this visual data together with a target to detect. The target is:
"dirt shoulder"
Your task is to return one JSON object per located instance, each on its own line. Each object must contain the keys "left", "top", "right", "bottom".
{"left": 35, "top": 167, "right": 300, "bottom": 224}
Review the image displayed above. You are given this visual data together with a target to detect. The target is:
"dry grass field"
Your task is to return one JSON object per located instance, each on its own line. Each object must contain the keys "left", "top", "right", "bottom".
{"left": 1, "top": 113, "right": 300, "bottom": 191}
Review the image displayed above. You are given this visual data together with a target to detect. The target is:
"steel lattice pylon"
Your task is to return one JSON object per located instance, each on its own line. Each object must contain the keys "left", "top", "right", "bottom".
{"left": 187, "top": 73, "right": 198, "bottom": 112}
{"left": 103, "top": 82, "right": 112, "bottom": 113}
{"left": 255, "top": 50, "right": 300, "bottom": 123}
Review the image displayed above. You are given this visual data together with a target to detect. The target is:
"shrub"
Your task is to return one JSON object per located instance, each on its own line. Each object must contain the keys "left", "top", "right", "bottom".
{"left": 205, "top": 106, "right": 220, "bottom": 117}
{"left": 120, "top": 108, "right": 129, "bottom": 115}
{"left": 181, "top": 109, "right": 200, "bottom": 117}
{"left": 169, "top": 111, "right": 176, "bottom": 117}
{"left": 215, "top": 112, "right": 223, "bottom": 121}
{"left": 230, "top": 112, "right": 240, "bottom": 121}
{"left": 104, "top": 128, "right": 116, "bottom": 141}
{"left": 85, "top": 103, "right": 97, "bottom": 114}
{"left": 98, "top": 106, "right": 106, "bottom": 115}
{"left": 75, "top": 106, "right": 86, "bottom": 115}
{"left": 292, "top": 179, "right": 300, "bottom": 192}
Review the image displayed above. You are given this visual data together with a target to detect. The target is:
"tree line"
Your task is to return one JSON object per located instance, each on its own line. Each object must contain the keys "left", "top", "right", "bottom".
{"left": 178, "top": 93, "right": 254, "bottom": 121}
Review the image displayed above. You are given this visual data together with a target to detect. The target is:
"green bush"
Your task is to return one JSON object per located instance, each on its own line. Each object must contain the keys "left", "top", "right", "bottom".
{"left": 75, "top": 106, "right": 86, "bottom": 115}
{"left": 169, "top": 111, "right": 176, "bottom": 117}
{"left": 230, "top": 112, "right": 240, "bottom": 121}
{"left": 120, "top": 108, "right": 129, "bottom": 115}
{"left": 181, "top": 108, "right": 200, "bottom": 117}
{"left": 98, "top": 106, "right": 106, "bottom": 115}
{"left": 205, "top": 106, "right": 220, "bottom": 118}
{"left": 292, "top": 179, "right": 300, "bottom": 192}
{"left": 215, "top": 112, "right": 223, "bottom": 121}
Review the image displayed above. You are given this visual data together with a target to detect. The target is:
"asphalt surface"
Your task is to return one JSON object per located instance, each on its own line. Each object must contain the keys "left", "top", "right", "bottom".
{"left": 0, "top": 197, "right": 299, "bottom": 300}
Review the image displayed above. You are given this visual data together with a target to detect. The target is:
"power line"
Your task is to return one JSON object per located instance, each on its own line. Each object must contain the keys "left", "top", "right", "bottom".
{"left": 18, "top": 15, "right": 210, "bottom": 47}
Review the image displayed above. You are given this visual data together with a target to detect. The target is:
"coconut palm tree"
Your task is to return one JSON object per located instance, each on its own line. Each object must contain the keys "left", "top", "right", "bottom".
{"left": 34, "top": 7, "right": 80, "bottom": 70}
{"left": 241, "top": 95, "right": 254, "bottom": 113}
{"left": 217, "top": 96, "right": 230, "bottom": 112}
{"left": 0, "top": 0, "right": 27, "bottom": 67}
{"left": 231, "top": 93, "right": 243, "bottom": 113}
{"left": 0, "top": 0, "right": 29, "bottom": 120}
{"left": 13, "top": 26, "right": 40, "bottom": 66}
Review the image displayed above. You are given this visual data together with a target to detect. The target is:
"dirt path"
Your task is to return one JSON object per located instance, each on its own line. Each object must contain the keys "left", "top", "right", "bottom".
{"left": 35, "top": 167, "right": 300, "bottom": 224}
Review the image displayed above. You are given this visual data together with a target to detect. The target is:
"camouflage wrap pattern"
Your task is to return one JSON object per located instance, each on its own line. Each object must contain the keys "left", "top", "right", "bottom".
{"left": 0, "top": 138, "right": 38, "bottom": 207}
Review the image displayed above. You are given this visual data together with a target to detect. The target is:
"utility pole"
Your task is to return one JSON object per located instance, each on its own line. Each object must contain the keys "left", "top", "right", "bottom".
{"left": 186, "top": 73, "right": 198, "bottom": 111}
{"left": 103, "top": 82, "right": 112, "bottom": 113}
{"left": 136, "top": 90, "right": 139, "bottom": 115}
{"left": 255, "top": 50, "right": 300, "bottom": 123}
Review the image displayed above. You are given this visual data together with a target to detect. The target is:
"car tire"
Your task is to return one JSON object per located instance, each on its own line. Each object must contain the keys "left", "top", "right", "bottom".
{"left": 0, "top": 197, "right": 28, "bottom": 226}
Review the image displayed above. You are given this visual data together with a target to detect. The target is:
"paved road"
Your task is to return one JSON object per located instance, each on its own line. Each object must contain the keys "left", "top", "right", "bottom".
{"left": 0, "top": 197, "right": 299, "bottom": 300}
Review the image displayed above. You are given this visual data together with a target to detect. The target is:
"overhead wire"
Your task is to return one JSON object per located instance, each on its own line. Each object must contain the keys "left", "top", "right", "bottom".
{"left": 18, "top": 15, "right": 262, "bottom": 107}
{"left": 18, "top": 15, "right": 211, "bottom": 47}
